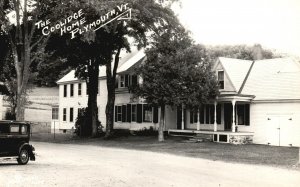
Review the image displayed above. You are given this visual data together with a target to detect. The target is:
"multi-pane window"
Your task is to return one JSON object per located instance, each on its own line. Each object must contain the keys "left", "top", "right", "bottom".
{"left": 120, "top": 75, "right": 125, "bottom": 88}
{"left": 52, "top": 107, "right": 59, "bottom": 120}
{"left": 78, "top": 83, "right": 82, "bottom": 96}
{"left": 63, "top": 85, "right": 67, "bottom": 97}
{"left": 218, "top": 71, "right": 224, "bottom": 89}
{"left": 190, "top": 110, "right": 198, "bottom": 124}
{"left": 131, "top": 105, "right": 137, "bottom": 122}
{"left": 70, "top": 84, "right": 74, "bottom": 97}
{"left": 114, "top": 104, "right": 158, "bottom": 123}
{"left": 116, "top": 74, "right": 138, "bottom": 88}
{"left": 237, "top": 104, "right": 250, "bottom": 125}
{"left": 143, "top": 105, "right": 152, "bottom": 122}
{"left": 70, "top": 108, "right": 74, "bottom": 122}
{"left": 116, "top": 106, "right": 122, "bottom": 122}
{"left": 63, "top": 108, "right": 67, "bottom": 121}
{"left": 199, "top": 104, "right": 221, "bottom": 125}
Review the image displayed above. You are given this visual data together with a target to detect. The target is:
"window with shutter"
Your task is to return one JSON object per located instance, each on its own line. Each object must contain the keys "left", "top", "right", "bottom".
{"left": 78, "top": 83, "right": 82, "bottom": 96}
{"left": 70, "top": 84, "right": 74, "bottom": 97}
{"left": 63, "top": 108, "right": 67, "bottom": 121}
{"left": 153, "top": 106, "right": 158, "bottom": 123}
{"left": 70, "top": 108, "right": 74, "bottom": 122}
{"left": 137, "top": 104, "right": 143, "bottom": 123}
{"left": 127, "top": 104, "right": 132, "bottom": 122}
{"left": 117, "top": 106, "right": 122, "bottom": 122}
{"left": 132, "top": 105, "right": 137, "bottom": 122}
{"left": 64, "top": 85, "right": 67, "bottom": 97}
{"left": 143, "top": 104, "right": 152, "bottom": 122}
{"left": 122, "top": 105, "right": 126, "bottom": 122}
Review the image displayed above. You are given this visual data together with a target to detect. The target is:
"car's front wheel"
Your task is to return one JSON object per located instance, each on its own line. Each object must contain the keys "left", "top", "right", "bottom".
{"left": 17, "top": 149, "right": 29, "bottom": 165}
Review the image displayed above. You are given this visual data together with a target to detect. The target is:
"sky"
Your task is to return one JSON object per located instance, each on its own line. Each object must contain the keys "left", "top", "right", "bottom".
{"left": 174, "top": 0, "right": 300, "bottom": 57}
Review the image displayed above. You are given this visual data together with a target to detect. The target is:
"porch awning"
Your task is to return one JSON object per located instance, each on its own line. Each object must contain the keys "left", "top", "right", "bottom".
{"left": 216, "top": 94, "right": 255, "bottom": 102}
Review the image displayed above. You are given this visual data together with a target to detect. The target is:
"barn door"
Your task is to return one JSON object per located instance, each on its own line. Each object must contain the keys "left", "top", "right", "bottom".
{"left": 267, "top": 115, "right": 293, "bottom": 146}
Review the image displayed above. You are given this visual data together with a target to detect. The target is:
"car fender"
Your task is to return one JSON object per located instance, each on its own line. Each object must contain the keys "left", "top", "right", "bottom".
{"left": 19, "top": 143, "right": 35, "bottom": 161}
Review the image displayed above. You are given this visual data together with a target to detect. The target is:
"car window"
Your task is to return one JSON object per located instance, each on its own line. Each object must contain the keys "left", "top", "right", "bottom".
{"left": 10, "top": 125, "right": 20, "bottom": 134}
{"left": 21, "top": 125, "right": 28, "bottom": 134}
{"left": 0, "top": 125, "right": 10, "bottom": 134}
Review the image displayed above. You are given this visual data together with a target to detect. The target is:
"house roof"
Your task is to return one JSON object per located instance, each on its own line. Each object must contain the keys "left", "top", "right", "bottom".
{"left": 57, "top": 49, "right": 145, "bottom": 84}
{"left": 218, "top": 57, "right": 253, "bottom": 92}
{"left": 241, "top": 58, "right": 300, "bottom": 100}
{"left": 218, "top": 57, "right": 300, "bottom": 100}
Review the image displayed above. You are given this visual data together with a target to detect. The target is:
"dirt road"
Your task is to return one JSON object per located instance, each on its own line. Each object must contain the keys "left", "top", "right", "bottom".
{"left": 0, "top": 142, "right": 299, "bottom": 187}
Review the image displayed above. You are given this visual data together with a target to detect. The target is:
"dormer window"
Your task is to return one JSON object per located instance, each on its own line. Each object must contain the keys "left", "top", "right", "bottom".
{"left": 218, "top": 71, "right": 224, "bottom": 89}
{"left": 116, "top": 74, "right": 138, "bottom": 89}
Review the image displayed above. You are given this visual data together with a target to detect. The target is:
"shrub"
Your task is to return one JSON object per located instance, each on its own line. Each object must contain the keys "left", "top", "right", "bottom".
{"left": 74, "top": 107, "right": 103, "bottom": 137}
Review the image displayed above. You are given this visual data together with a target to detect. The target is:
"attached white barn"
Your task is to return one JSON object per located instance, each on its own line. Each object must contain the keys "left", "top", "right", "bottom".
{"left": 169, "top": 57, "right": 300, "bottom": 147}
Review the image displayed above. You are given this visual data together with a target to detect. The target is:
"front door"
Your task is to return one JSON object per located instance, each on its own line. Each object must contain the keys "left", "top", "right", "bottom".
{"left": 224, "top": 103, "right": 232, "bottom": 131}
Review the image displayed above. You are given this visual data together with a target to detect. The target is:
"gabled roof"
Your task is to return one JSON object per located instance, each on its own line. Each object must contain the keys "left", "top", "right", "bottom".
{"left": 217, "top": 57, "right": 300, "bottom": 100}
{"left": 241, "top": 58, "right": 300, "bottom": 100}
{"left": 57, "top": 49, "right": 145, "bottom": 84}
{"left": 218, "top": 57, "right": 253, "bottom": 92}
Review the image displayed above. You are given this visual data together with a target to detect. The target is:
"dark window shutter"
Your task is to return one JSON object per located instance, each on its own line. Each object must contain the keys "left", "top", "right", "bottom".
{"left": 217, "top": 104, "right": 221, "bottom": 124}
{"left": 137, "top": 104, "right": 143, "bottom": 123}
{"left": 132, "top": 75, "right": 138, "bottom": 86}
{"left": 122, "top": 105, "right": 126, "bottom": 122}
{"left": 125, "top": 75, "right": 129, "bottom": 87}
{"left": 245, "top": 104, "right": 250, "bottom": 126}
{"left": 127, "top": 104, "right": 132, "bottom": 122}
{"left": 115, "top": 106, "right": 117, "bottom": 122}
{"left": 153, "top": 106, "right": 158, "bottom": 123}
{"left": 190, "top": 111, "right": 194, "bottom": 124}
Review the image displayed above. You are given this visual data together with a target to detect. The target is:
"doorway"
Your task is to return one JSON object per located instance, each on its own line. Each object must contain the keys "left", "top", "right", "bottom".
{"left": 224, "top": 103, "right": 232, "bottom": 131}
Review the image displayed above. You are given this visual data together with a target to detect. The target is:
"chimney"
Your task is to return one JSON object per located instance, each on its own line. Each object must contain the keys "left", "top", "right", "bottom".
{"left": 252, "top": 44, "right": 263, "bottom": 60}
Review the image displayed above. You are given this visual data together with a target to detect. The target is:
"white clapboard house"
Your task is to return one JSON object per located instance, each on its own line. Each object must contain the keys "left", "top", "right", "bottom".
{"left": 55, "top": 51, "right": 300, "bottom": 146}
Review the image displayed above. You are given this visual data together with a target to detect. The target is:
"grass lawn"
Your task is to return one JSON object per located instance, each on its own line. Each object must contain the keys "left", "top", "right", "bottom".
{"left": 31, "top": 132, "right": 300, "bottom": 170}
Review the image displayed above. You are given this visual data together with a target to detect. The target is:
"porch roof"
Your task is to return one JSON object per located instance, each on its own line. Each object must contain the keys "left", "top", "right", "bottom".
{"left": 216, "top": 93, "right": 255, "bottom": 102}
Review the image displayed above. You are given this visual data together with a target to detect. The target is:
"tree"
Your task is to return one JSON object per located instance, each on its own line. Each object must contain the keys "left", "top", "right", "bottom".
{"left": 206, "top": 44, "right": 280, "bottom": 62}
{"left": 0, "top": 0, "right": 66, "bottom": 120}
{"left": 133, "top": 31, "right": 219, "bottom": 141}
{"left": 45, "top": 0, "right": 184, "bottom": 138}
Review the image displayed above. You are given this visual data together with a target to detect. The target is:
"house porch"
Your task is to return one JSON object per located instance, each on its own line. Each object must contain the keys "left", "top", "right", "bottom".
{"left": 168, "top": 129, "right": 254, "bottom": 144}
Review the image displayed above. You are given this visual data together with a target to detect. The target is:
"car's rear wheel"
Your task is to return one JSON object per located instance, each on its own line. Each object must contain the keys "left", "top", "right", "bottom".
{"left": 17, "top": 149, "right": 29, "bottom": 165}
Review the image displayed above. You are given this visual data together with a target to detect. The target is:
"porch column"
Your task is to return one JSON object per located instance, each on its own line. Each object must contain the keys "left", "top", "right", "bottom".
{"left": 232, "top": 100, "right": 236, "bottom": 132}
{"left": 197, "top": 108, "right": 200, "bottom": 131}
{"left": 214, "top": 101, "right": 217, "bottom": 132}
{"left": 181, "top": 105, "right": 184, "bottom": 130}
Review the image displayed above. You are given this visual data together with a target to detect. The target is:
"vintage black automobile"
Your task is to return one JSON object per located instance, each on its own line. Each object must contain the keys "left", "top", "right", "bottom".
{"left": 0, "top": 121, "right": 35, "bottom": 165}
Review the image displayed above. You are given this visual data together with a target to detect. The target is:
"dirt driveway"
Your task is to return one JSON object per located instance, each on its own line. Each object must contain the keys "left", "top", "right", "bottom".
{"left": 0, "top": 142, "right": 299, "bottom": 187}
